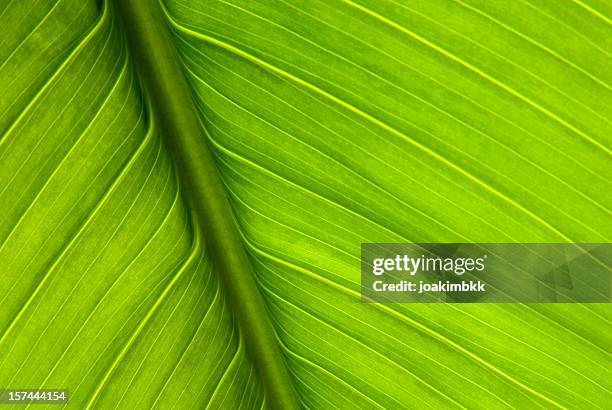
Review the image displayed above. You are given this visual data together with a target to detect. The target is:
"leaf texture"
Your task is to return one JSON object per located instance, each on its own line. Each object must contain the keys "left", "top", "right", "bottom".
{"left": 0, "top": 1, "right": 262, "bottom": 408}
{"left": 162, "top": 0, "right": 611, "bottom": 408}
{"left": 0, "top": 0, "right": 610, "bottom": 408}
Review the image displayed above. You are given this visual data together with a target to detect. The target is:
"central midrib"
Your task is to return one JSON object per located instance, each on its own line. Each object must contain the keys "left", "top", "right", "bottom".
{"left": 113, "top": 0, "right": 300, "bottom": 408}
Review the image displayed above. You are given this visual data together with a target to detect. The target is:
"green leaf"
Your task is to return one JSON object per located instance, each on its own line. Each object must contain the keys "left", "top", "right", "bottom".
{"left": 0, "top": 1, "right": 261, "bottom": 407}
{"left": 1, "top": 0, "right": 610, "bottom": 408}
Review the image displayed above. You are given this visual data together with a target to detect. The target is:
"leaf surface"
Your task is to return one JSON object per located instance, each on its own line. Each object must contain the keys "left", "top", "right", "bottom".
{"left": 0, "top": 0, "right": 610, "bottom": 408}
{"left": 0, "top": 1, "right": 261, "bottom": 408}
{"left": 162, "top": 0, "right": 612, "bottom": 407}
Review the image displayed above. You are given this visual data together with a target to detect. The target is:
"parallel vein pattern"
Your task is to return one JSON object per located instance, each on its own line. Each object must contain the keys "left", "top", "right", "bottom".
{"left": 163, "top": 0, "right": 612, "bottom": 408}
{"left": 0, "top": 1, "right": 262, "bottom": 408}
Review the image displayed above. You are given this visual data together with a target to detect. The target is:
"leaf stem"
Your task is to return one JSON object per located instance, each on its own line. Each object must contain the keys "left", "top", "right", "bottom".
{"left": 113, "top": 0, "right": 299, "bottom": 408}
